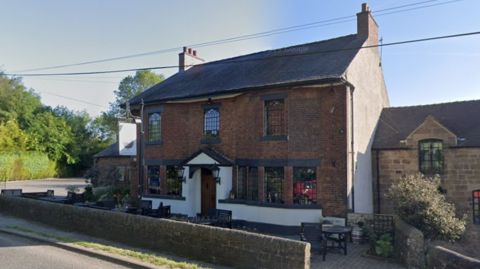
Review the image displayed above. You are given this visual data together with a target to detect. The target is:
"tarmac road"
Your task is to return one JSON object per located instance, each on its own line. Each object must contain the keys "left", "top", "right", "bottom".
{"left": 0, "top": 232, "right": 131, "bottom": 269}
{"left": 0, "top": 178, "right": 87, "bottom": 196}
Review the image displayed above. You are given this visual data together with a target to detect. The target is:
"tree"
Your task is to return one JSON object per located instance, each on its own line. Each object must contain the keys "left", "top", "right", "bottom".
{"left": 386, "top": 173, "right": 467, "bottom": 242}
{"left": 96, "top": 70, "right": 164, "bottom": 141}
{"left": 0, "top": 120, "right": 29, "bottom": 152}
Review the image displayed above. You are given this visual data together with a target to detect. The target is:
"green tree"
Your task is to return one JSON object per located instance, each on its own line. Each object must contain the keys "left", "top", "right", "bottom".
{"left": 0, "top": 120, "right": 29, "bottom": 152}
{"left": 96, "top": 70, "right": 164, "bottom": 141}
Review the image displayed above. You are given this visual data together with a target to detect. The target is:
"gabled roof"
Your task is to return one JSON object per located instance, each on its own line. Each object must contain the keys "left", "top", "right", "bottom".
{"left": 128, "top": 34, "right": 367, "bottom": 105}
{"left": 373, "top": 100, "right": 480, "bottom": 149}
{"left": 181, "top": 147, "right": 233, "bottom": 166}
{"left": 93, "top": 142, "right": 129, "bottom": 158}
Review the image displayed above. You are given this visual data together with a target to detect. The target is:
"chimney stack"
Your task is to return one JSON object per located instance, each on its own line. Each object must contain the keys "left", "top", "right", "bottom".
{"left": 357, "top": 3, "right": 378, "bottom": 46}
{"left": 179, "top": 46, "right": 205, "bottom": 72}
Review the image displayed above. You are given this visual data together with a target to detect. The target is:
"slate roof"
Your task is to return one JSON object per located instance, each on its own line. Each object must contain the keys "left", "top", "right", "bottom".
{"left": 373, "top": 100, "right": 480, "bottom": 149}
{"left": 128, "top": 34, "right": 367, "bottom": 105}
{"left": 182, "top": 147, "right": 233, "bottom": 166}
{"left": 93, "top": 142, "right": 129, "bottom": 158}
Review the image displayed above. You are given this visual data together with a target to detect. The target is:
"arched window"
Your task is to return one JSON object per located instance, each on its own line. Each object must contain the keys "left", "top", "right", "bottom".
{"left": 419, "top": 139, "right": 444, "bottom": 174}
{"left": 264, "top": 99, "right": 284, "bottom": 136}
{"left": 204, "top": 108, "right": 219, "bottom": 140}
{"left": 474, "top": 190, "right": 480, "bottom": 225}
{"left": 148, "top": 113, "right": 161, "bottom": 141}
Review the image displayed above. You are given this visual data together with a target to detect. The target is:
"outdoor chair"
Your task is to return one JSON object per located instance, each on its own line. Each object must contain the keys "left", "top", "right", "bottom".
{"left": 46, "top": 190, "right": 54, "bottom": 197}
{"left": 140, "top": 200, "right": 153, "bottom": 215}
{"left": 300, "top": 222, "right": 327, "bottom": 261}
{"left": 206, "top": 209, "right": 233, "bottom": 229}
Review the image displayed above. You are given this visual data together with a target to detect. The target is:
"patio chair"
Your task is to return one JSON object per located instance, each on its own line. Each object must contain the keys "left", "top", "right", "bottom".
{"left": 147, "top": 202, "right": 171, "bottom": 218}
{"left": 1, "top": 189, "right": 23, "bottom": 196}
{"left": 46, "top": 190, "right": 54, "bottom": 197}
{"left": 300, "top": 222, "right": 327, "bottom": 261}
{"left": 140, "top": 200, "right": 153, "bottom": 215}
{"left": 216, "top": 209, "right": 232, "bottom": 229}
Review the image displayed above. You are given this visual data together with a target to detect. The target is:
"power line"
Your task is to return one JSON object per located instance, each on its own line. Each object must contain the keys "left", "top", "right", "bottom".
{"left": 27, "top": 77, "right": 119, "bottom": 84}
{"left": 6, "top": 30, "right": 480, "bottom": 77}
{"left": 11, "top": 0, "right": 461, "bottom": 73}
{"left": 35, "top": 89, "right": 110, "bottom": 109}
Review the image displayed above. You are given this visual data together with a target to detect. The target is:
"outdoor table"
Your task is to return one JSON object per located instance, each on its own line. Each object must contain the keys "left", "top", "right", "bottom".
{"left": 37, "top": 196, "right": 71, "bottom": 204}
{"left": 322, "top": 226, "right": 352, "bottom": 255}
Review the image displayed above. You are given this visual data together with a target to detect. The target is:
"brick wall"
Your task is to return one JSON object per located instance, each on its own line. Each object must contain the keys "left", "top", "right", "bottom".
{"left": 0, "top": 196, "right": 310, "bottom": 269}
{"left": 95, "top": 157, "right": 133, "bottom": 190}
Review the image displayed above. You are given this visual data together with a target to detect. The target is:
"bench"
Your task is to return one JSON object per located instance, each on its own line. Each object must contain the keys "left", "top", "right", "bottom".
{"left": 22, "top": 190, "right": 54, "bottom": 199}
{"left": 301, "top": 222, "right": 327, "bottom": 261}
{"left": 1, "top": 189, "right": 23, "bottom": 196}
{"left": 207, "top": 209, "right": 232, "bottom": 229}
{"left": 87, "top": 196, "right": 116, "bottom": 210}
{"left": 146, "top": 202, "right": 171, "bottom": 218}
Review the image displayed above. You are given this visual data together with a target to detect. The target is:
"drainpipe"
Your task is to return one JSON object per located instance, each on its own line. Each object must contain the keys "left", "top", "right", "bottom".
{"left": 139, "top": 99, "right": 145, "bottom": 199}
{"left": 350, "top": 86, "right": 355, "bottom": 213}
{"left": 376, "top": 149, "right": 381, "bottom": 214}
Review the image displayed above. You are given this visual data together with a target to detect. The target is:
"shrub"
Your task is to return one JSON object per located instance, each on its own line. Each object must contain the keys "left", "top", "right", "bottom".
{"left": 386, "top": 173, "right": 467, "bottom": 242}
{"left": 0, "top": 152, "right": 56, "bottom": 181}
{"left": 84, "top": 166, "right": 100, "bottom": 187}
{"left": 375, "top": 234, "right": 393, "bottom": 257}
{"left": 83, "top": 186, "right": 94, "bottom": 202}
{"left": 65, "top": 185, "right": 80, "bottom": 193}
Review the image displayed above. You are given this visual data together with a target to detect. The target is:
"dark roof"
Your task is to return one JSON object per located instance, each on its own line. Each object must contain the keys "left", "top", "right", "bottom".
{"left": 93, "top": 142, "right": 129, "bottom": 158}
{"left": 373, "top": 100, "right": 480, "bottom": 149}
{"left": 182, "top": 147, "right": 233, "bottom": 166}
{"left": 129, "top": 34, "right": 366, "bottom": 105}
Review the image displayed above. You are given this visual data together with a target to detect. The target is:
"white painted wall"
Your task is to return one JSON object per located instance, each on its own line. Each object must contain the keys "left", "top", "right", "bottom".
{"left": 216, "top": 166, "right": 232, "bottom": 201}
{"left": 217, "top": 203, "right": 323, "bottom": 226}
{"left": 187, "top": 153, "right": 220, "bottom": 165}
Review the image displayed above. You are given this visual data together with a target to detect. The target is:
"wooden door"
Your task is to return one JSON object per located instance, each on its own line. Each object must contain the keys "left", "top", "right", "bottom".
{"left": 201, "top": 169, "right": 216, "bottom": 216}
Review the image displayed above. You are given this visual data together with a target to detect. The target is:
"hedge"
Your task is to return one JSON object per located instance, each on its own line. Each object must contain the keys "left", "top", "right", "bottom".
{"left": 0, "top": 152, "right": 56, "bottom": 181}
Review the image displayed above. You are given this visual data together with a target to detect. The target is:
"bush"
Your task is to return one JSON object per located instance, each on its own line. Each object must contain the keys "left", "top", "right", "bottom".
{"left": 0, "top": 152, "right": 56, "bottom": 181}
{"left": 386, "top": 173, "right": 467, "bottom": 242}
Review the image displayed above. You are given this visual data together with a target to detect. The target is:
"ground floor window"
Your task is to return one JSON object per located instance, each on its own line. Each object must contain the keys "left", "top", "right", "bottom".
{"left": 474, "top": 190, "right": 480, "bottom": 225}
{"left": 237, "top": 167, "right": 247, "bottom": 200}
{"left": 265, "top": 167, "right": 284, "bottom": 203}
{"left": 117, "top": 166, "right": 129, "bottom": 182}
{"left": 148, "top": 165, "right": 160, "bottom": 194}
{"left": 166, "top": 166, "right": 182, "bottom": 196}
{"left": 236, "top": 166, "right": 258, "bottom": 201}
{"left": 248, "top": 167, "right": 259, "bottom": 201}
{"left": 293, "top": 167, "right": 317, "bottom": 205}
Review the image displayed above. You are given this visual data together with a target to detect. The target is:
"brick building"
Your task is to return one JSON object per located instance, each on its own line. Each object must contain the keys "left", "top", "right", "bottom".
{"left": 96, "top": 4, "right": 389, "bottom": 234}
{"left": 372, "top": 100, "right": 480, "bottom": 230}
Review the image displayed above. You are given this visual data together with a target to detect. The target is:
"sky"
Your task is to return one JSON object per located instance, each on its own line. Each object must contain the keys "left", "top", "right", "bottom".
{"left": 1, "top": 0, "right": 479, "bottom": 117}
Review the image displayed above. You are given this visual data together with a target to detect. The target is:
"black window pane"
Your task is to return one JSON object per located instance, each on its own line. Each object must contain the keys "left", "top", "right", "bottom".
{"left": 248, "top": 167, "right": 258, "bottom": 201}
{"left": 204, "top": 109, "right": 220, "bottom": 140}
{"left": 419, "top": 140, "right": 444, "bottom": 174}
{"left": 265, "top": 167, "right": 284, "bottom": 203}
{"left": 148, "top": 165, "right": 160, "bottom": 194}
{"left": 166, "top": 166, "right": 182, "bottom": 196}
{"left": 264, "top": 99, "right": 284, "bottom": 136}
{"left": 237, "top": 167, "right": 247, "bottom": 200}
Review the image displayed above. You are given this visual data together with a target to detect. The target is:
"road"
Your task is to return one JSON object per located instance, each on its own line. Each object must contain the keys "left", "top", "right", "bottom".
{"left": 1, "top": 178, "right": 87, "bottom": 196}
{"left": 0, "top": 233, "right": 132, "bottom": 269}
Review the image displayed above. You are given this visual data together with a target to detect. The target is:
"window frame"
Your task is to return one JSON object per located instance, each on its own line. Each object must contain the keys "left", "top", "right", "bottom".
{"left": 148, "top": 112, "right": 162, "bottom": 142}
{"left": 264, "top": 167, "right": 285, "bottom": 204}
{"left": 204, "top": 108, "right": 220, "bottom": 140}
{"left": 418, "top": 139, "right": 444, "bottom": 174}
{"left": 201, "top": 103, "right": 222, "bottom": 144}
{"left": 473, "top": 190, "right": 480, "bottom": 225}
{"left": 147, "top": 165, "right": 161, "bottom": 194}
{"left": 264, "top": 99, "right": 285, "bottom": 137}
{"left": 293, "top": 167, "right": 317, "bottom": 205}
{"left": 166, "top": 166, "right": 182, "bottom": 196}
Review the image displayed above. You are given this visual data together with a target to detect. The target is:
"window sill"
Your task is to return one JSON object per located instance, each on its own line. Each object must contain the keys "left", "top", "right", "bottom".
{"left": 218, "top": 199, "right": 321, "bottom": 209}
{"left": 201, "top": 139, "right": 221, "bottom": 144}
{"left": 261, "top": 135, "right": 288, "bottom": 141}
{"left": 145, "top": 141, "right": 163, "bottom": 145}
{"left": 143, "top": 194, "right": 186, "bottom": 201}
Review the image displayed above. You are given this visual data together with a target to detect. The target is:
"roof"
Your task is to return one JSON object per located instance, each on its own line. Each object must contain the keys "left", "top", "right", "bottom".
{"left": 373, "top": 100, "right": 480, "bottom": 149}
{"left": 128, "top": 34, "right": 367, "bottom": 105}
{"left": 93, "top": 142, "right": 129, "bottom": 158}
{"left": 182, "top": 147, "right": 233, "bottom": 166}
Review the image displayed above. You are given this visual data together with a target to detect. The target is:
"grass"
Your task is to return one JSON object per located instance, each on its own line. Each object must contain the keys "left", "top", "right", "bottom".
{"left": 6, "top": 226, "right": 209, "bottom": 269}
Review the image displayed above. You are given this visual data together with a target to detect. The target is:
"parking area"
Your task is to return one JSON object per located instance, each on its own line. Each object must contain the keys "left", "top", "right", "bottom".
{"left": 1, "top": 178, "right": 87, "bottom": 197}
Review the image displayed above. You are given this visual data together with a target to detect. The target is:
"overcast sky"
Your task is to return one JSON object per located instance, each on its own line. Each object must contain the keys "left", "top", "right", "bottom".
{"left": 1, "top": 0, "right": 479, "bottom": 117}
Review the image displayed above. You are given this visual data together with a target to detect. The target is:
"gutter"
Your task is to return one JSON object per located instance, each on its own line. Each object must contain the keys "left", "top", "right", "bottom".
{"left": 341, "top": 77, "right": 356, "bottom": 213}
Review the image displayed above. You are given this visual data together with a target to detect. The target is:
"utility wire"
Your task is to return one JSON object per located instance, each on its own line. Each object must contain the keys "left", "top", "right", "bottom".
{"left": 35, "top": 89, "right": 110, "bottom": 109}
{"left": 27, "top": 77, "right": 119, "bottom": 84}
{"left": 10, "top": 0, "right": 460, "bottom": 73}
{"left": 6, "top": 30, "right": 480, "bottom": 77}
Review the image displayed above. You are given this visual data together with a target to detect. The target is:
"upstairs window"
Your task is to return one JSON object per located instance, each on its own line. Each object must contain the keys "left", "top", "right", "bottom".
{"left": 293, "top": 167, "right": 317, "bottom": 205}
{"left": 419, "top": 140, "right": 444, "bottom": 174}
{"left": 264, "top": 99, "right": 284, "bottom": 136}
{"left": 148, "top": 113, "right": 161, "bottom": 141}
{"left": 204, "top": 108, "right": 220, "bottom": 140}
{"left": 265, "top": 167, "right": 284, "bottom": 204}
{"left": 474, "top": 190, "right": 480, "bottom": 225}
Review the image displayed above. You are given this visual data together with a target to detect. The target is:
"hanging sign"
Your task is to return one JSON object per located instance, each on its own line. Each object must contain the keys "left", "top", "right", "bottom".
{"left": 119, "top": 123, "right": 137, "bottom": 156}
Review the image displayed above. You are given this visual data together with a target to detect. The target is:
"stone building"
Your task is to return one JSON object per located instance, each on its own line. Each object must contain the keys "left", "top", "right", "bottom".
{"left": 372, "top": 100, "right": 480, "bottom": 230}
{"left": 96, "top": 3, "right": 389, "bottom": 234}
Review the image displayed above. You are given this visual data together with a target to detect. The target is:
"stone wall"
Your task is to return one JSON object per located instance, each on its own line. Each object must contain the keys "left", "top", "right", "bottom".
{"left": 428, "top": 246, "right": 480, "bottom": 269}
{"left": 0, "top": 196, "right": 310, "bottom": 269}
{"left": 395, "top": 218, "right": 425, "bottom": 269}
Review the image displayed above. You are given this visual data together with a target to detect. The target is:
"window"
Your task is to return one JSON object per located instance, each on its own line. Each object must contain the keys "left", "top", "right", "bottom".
{"left": 265, "top": 167, "right": 284, "bottom": 203}
{"left": 474, "top": 190, "right": 480, "bottom": 225}
{"left": 204, "top": 108, "right": 220, "bottom": 140}
{"left": 166, "top": 166, "right": 182, "bottom": 196}
{"left": 264, "top": 99, "right": 284, "bottom": 136}
{"left": 148, "top": 113, "right": 161, "bottom": 142}
{"left": 419, "top": 140, "right": 444, "bottom": 174}
{"left": 293, "top": 167, "right": 317, "bottom": 205}
{"left": 237, "top": 167, "right": 247, "bottom": 200}
{"left": 248, "top": 167, "right": 259, "bottom": 201}
{"left": 147, "top": 165, "right": 160, "bottom": 194}
{"left": 117, "top": 166, "right": 129, "bottom": 182}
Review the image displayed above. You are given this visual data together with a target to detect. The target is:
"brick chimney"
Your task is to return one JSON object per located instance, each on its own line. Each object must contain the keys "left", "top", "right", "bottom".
{"left": 179, "top": 46, "right": 205, "bottom": 72}
{"left": 357, "top": 3, "right": 378, "bottom": 46}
